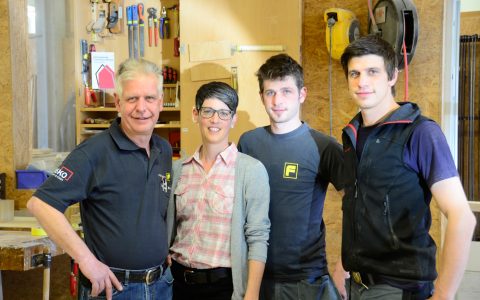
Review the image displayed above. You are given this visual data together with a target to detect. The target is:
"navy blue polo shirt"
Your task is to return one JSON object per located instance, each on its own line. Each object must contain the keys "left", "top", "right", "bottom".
{"left": 34, "top": 118, "right": 172, "bottom": 269}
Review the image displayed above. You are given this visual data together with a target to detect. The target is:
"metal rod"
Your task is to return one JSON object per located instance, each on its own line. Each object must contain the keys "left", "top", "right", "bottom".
{"left": 328, "top": 25, "right": 333, "bottom": 137}
{"left": 469, "top": 36, "right": 475, "bottom": 200}
{"left": 458, "top": 34, "right": 480, "bottom": 201}
{"left": 459, "top": 36, "right": 466, "bottom": 189}
{"left": 459, "top": 37, "right": 464, "bottom": 183}
{"left": 475, "top": 34, "right": 480, "bottom": 201}
{"left": 466, "top": 35, "right": 471, "bottom": 200}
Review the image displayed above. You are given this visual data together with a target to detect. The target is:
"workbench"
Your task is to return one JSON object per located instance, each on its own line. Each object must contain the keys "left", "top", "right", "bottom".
{"left": 0, "top": 216, "right": 64, "bottom": 299}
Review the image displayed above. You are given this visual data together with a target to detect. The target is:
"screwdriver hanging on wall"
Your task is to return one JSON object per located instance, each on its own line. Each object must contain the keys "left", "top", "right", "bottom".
{"left": 80, "top": 39, "right": 91, "bottom": 106}
{"left": 138, "top": 3, "right": 145, "bottom": 57}
{"left": 132, "top": 4, "right": 139, "bottom": 59}
{"left": 126, "top": 5, "right": 133, "bottom": 58}
{"left": 160, "top": 6, "right": 169, "bottom": 39}
{"left": 169, "top": 5, "right": 180, "bottom": 56}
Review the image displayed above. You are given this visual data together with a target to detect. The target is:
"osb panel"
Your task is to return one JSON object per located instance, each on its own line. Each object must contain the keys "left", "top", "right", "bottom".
{"left": 303, "top": 0, "right": 366, "bottom": 144}
{"left": 405, "top": 0, "right": 443, "bottom": 122}
{"left": 461, "top": 11, "right": 480, "bottom": 36}
{"left": 0, "top": 0, "right": 15, "bottom": 204}
{"left": 303, "top": 0, "right": 444, "bottom": 271}
{"left": 10, "top": 0, "right": 31, "bottom": 172}
{"left": 0, "top": 0, "right": 35, "bottom": 209}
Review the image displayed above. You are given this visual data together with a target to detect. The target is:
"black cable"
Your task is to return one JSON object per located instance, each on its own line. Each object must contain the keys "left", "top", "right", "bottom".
{"left": 327, "top": 17, "right": 336, "bottom": 137}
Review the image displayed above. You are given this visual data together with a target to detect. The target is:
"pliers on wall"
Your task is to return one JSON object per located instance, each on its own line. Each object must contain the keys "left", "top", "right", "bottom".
{"left": 147, "top": 7, "right": 158, "bottom": 46}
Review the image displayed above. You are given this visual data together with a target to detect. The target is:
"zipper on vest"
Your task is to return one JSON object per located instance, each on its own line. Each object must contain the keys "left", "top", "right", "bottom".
{"left": 384, "top": 195, "right": 400, "bottom": 249}
{"left": 354, "top": 179, "right": 358, "bottom": 198}
{"left": 352, "top": 178, "right": 358, "bottom": 265}
{"left": 352, "top": 178, "right": 358, "bottom": 241}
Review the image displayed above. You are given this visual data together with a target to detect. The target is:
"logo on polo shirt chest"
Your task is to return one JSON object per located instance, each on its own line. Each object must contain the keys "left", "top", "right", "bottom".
{"left": 283, "top": 162, "right": 298, "bottom": 179}
{"left": 159, "top": 172, "right": 171, "bottom": 192}
{"left": 53, "top": 166, "right": 74, "bottom": 182}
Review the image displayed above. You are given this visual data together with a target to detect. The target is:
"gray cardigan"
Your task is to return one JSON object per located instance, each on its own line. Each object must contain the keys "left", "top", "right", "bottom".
{"left": 167, "top": 152, "right": 270, "bottom": 299}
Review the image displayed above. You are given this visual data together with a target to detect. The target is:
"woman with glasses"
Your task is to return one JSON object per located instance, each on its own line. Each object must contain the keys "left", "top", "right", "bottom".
{"left": 167, "top": 81, "right": 271, "bottom": 300}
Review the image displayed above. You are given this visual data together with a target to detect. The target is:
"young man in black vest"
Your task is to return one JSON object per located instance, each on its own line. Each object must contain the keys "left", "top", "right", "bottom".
{"left": 333, "top": 35, "right": 476, "bottom": 300}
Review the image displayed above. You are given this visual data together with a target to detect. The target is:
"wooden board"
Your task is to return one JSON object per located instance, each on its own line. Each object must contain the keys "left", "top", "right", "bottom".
{"left": 0, "top": 216, "right": 41, "bottom": 231}
{"left": 0, "top": 216, "right": 63, "bottom": 271}
{"left": 0, "top": 231, "right": 63, "bottom": 271}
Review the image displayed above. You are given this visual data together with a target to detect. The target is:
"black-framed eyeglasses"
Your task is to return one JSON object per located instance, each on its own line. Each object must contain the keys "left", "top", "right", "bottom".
{"left": 198, "top": 107, "right": 234, "bottom": 120}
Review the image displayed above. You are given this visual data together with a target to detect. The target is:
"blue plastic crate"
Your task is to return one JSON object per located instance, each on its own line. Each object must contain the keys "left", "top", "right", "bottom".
{"left": 16, "top": 170, "right": 48, "bottom": 189}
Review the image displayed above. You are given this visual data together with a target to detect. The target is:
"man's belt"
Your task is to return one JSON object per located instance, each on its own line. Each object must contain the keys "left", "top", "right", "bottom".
{"left": 351, "top": 272, "right": 387, "bottom": 289}
{"left": 111, "top": 262, "right": 168, "bottom": 285}
{"left": 351, "top": 271, "right": 435, "bottom": 298}
{"left": 79, "top": 262, "right": 168, "bottom": 288}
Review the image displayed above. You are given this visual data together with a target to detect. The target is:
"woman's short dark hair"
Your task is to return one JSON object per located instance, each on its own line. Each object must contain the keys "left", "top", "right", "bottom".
{"left": 195, "top": 82, "right": 239, "bottom": 114}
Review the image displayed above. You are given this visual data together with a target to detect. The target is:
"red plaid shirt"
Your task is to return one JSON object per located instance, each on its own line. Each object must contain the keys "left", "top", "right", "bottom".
{"left": 170, "top": 144, "right": 237, "bottom": 268}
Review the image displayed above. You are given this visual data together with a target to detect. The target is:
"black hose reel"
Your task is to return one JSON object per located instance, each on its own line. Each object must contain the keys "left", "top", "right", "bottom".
{"left": 369, "top": 0, "right": 419, "bottom": 70}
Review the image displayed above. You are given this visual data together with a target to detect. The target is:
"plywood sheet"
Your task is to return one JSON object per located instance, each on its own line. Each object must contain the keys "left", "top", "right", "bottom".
{"left": 190, "top": 63, "right": 232, "bottom": 82}
{"left": 461, "top": 11, "right": 480, "bottom": 35}
{"left": 189, "top": 41, "right": 232, "bottom": 62}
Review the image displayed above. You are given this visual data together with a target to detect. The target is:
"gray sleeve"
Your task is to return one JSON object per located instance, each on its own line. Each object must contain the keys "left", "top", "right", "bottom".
{"left": 242, "top": 158, "right": 271, "bottom": 263}
{"left": 167, "top": 159, "right": 183, "bottom": 246}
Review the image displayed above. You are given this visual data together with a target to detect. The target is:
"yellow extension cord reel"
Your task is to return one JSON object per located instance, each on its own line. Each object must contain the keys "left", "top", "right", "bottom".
{"left": 323, "top": 8, "right": 360, "bottom": 136}
{"left": 324, "top": 8, "right": 360, "bottom": 60}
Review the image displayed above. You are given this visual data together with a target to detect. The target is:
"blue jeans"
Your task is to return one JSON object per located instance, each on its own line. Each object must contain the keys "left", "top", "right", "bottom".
{"left": 79, "top": 267, "right": 174, "bottom": 300}
{"left": 260, "top": 274, "right": 341, "bottom": 300}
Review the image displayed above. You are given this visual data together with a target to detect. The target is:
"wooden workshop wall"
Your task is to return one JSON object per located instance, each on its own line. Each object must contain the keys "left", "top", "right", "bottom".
{"left": 461, "top": 11, "right": 480, "bottom": 35}
{"left": 0, "top": 1, "right": 14, "bottom": 201}
{"left": 0, "top": 0, "right": 34, "bottom": 208}
{"left": 179, "top": 0, "right": 302, "bottom": 155}
{"left": 1, "top": 3, "right": 71, "bottom": 300}
{"left": 302, "top": 0, "right": 444, "bottom": 270}
{"left": 0, "top": 0, "right": 449, "bottom": 297}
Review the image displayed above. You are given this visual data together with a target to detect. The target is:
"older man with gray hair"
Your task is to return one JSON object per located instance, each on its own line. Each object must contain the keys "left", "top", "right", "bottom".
{"left": 27, "top": 58, "right": 173, "bottom": 300}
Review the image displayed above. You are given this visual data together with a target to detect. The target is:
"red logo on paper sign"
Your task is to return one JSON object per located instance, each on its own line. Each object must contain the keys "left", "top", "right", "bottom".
{"left": 53, "top": 166, "right": 74, "bottom": 182}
